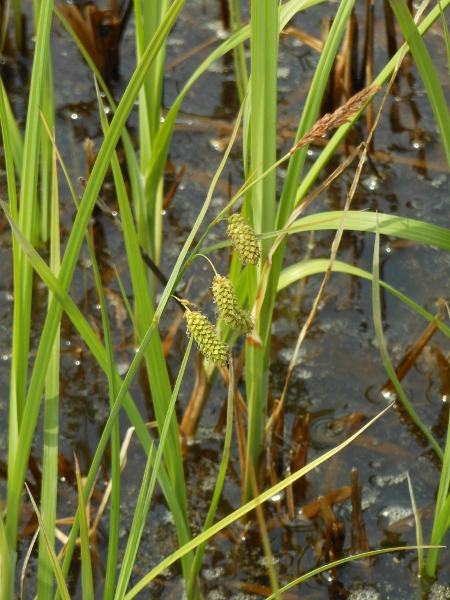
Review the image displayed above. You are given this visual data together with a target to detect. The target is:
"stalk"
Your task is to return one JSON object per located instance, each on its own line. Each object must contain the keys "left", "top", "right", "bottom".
{"left": 36, "top": 142, "right": 60, "bottom": 600}
{"left": 6, "top": 0, "right": 54, "bottom": 549}
{"left": 242, "top": 0, "right": 279, "bottom": 503}
{"left": 242, "top": 0, "right": 355, "bottom": 503}
{"left": 134, "top": 0, "right": 170, "bottom": 291}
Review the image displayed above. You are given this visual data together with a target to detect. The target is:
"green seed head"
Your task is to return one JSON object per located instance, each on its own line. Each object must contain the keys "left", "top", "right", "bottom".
{"left": 227, "top": 214, "right": 260, "bottom": 266}
{"left": 185, "top": 309, "right": 228, "bottom": 366}
{"left": 211, "top": 275, "right": 254, "bottom": 335}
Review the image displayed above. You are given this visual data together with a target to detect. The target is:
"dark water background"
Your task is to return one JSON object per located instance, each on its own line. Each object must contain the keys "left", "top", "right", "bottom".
{"left": 1, "top": 0, "right": 450, "bottom": 598}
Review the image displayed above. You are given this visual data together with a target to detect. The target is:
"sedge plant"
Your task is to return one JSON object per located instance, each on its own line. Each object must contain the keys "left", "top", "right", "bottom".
{"left": 1, "top": 0, "right": 450, "bottom": 597}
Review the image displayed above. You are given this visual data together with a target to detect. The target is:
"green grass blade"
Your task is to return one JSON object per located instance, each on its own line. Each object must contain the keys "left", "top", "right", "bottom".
{"left": 91, "top": 251, "right": 121, "bottom": 599}
{"left": 114, "top": 337, "right": 193, "bottom": 598}
{"left": 229, "top": 0, "right": 248, "bottom": 102}
{"left": 0, "top": 504, "right": 15, "bottom": 600}
{"left": 187, "top": 358, "right": 235, "bottom": 597}
{"left": 426, "top": 484, "right": 450, "bottom": 575}
{"left": 0, "top": 78, "right": 21, "bottom": 518}
{"left": 124, "top": 407, "right": 392, "bottom": 598}
{"left": 242, "top": 0, "right": 280, "bottom": 504}
{"left": 243, "top": 0, "right": 355, "bottom": 504}
{"left": 406, "top": 472, "right": 423, "bottom": 573}
{"left": 265, "top": 546, "right": 436, "bottom": 599}
{"left": 426, "top": 399, "right": 450, "bottom": 575}
{"left": 278, "top": 258, "right": 450, "bottom": 339}
{"left": 26, "top": 486, "right": 71, "bottom": 600}
{"left": 282, "top": 210, "right": 450, "bottom": 251}
{"left": 38, "top": 62, "right": 54, "bottom": 244}
{"left": 6, "top": 0, "right": 54, "bottom": 567}
{"left": 113, "top": 443, "right": 155, "bottom": 600}
{"left": 37, "top": 144, "right": 60, "bottom": 600}
{"left": 134, "top": 0, "right": 169, "bottom": 267}
{"left": 372, "top": 218, "right": 443, "bottom": 459}
{"left": 92, "top": 82, "right": 127, "bottom": 598}
{"left": 75, "top": 457, "right": 95, "bottom": 600}
{"left": 0, "top": 77, "right": 23, "bottom": 178}
{"left": 11, "top": 0, "right": 53, "bottom": 426}
{"left": 438, "top": 0, "right": 450, "bottom": 75}
{"left": 389, "top": 0, "right": 450, "bottom": 167}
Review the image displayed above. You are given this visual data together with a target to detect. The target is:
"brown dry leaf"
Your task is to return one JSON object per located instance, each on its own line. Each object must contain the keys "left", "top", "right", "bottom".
{"left": 282, "top": 26, "right": 323, "bottom": 52}
{"left": 350, "top": 468, "right": 369, "bottom": 557}
{"left": 84, "top": 138, "right": 97, "bottom": 178}
{"left": 180, "top": 352, "right": 212, "bottom": 440}
{"left": 104, "top": 287, "right": 128, "bottom": 330}
{"left": 161, "top": 309, "right": 185, "bottom": 357}
{"left": 164, "top": 164, "right": 187, "bottom": 210}
{"left": 165, "top": 36, "right": 218, "bottom": 71}
{"left": 388, "top": 503, "right": 435, "bottom": 533}
{"left": 58, "top": 1, "right": 132, "bottom": 82}
{"left": 433, "top": 345, "right": 450, "bottom": 398}
{"left": 382, "top": 313, "right": 443, "bottom": 395}
{"left": 318, "top": 494, "right": 337, "bottom": 526}
{"left": 268, "top": 399, "right": 284, "bottom": 478}
{"left": 326, "top": 412, "right": 366, "bottom": 437}
{"left": 289, "top": 414, "right": 309, "bottom": 501}
{"left": 234, "top": 386, "right": 247, "bottom": 484}
{"left": 353, "top": 434, "right": 412, "bottom": 458}
{"left": 300, "top": 486, "right": 352, "bottom": 519}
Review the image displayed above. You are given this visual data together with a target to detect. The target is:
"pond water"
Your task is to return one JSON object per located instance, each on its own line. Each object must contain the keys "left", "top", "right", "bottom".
{"left": 1, "top": 0, "right": 450, "bottom": 598}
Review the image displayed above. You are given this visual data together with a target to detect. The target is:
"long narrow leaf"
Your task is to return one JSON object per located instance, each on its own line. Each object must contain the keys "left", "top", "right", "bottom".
{"left": 281, "top": 210, "right": 450, "bottom": 251}
{"left": 26, "top": 486, "right": 71, "bottom": 600}
{"left": 426, "top": 397, "right": 450, "bottom": 575}
{"left": 37, "top": 142, "right": 60, "bottom": 600}
{"left": 187, "top": 359, "right": 235, "bottom": 596}
{"left": 114, "top": 337, "right": 193, "bottom": 598}
{"left": 114, "top": 443, "right": 155, "bottom": 600}
{"left": 278, "top": 258, "right": 450, "bottom": 339}
{"left": 406, "top": 472, "right": 424, "bottom": 573}
{"left": 372, "top": 218, "right": 443, "bottom": 459}
{"left": 0, "top": 505, "right": 15, "bottom": 600}
{"left": 265, "top": 546, "right": 438, "bottom": 600}
{"left": 75, "top": 457, "right": 94, "bottom": 600}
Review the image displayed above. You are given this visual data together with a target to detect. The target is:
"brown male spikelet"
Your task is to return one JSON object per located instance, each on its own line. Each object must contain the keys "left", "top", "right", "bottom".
{"left": 211, "top": 275, "right": 254, "bottom": 335}
{"left": 227, "top": 214, "right": 260, "bottom": 265}
{"left": 184, "top": 309, "right": 228, "bottom": 366}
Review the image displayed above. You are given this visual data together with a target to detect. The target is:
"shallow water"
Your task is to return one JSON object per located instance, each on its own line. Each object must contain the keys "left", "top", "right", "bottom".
{"left": 1, "top": 0, "right": 450, "bottom": 598}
